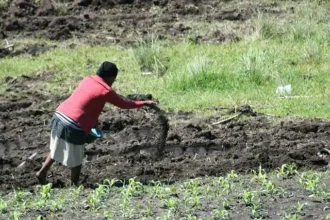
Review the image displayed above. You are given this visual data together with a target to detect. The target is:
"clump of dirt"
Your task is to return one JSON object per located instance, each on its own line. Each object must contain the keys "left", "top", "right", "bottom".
{"left": 1, "top": 73, "right": 330, "bottom": 191}
{"left": 8, "top": 0, "right": 37, "bottom": 17}
{"left": 126, "top": 94, "right": 153, "bottom": 101}
{"left": 96, "top": 105, "right": 169, "bottom": 156}
{"left": 0, "top": 47, "right": 10, "bottom": 58}
{"left": 0, "top": 43, "right": 57, "bottom": 58}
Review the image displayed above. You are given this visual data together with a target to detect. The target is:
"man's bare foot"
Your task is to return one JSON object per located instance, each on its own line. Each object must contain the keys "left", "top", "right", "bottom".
{"left": 36, "top": 172, "right": 47, "bottom": 185}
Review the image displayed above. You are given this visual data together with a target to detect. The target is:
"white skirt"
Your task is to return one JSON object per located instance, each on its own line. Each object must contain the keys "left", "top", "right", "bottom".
{"left": 49, "top": 131, "right": 85, "bottom": 168}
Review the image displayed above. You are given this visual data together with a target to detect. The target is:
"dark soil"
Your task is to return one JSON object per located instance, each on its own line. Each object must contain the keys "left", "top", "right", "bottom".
{"left": 1, "top": 73, "right": 330, "bottom": 191}
{"left": 0, "top": 0, "right": 282, "bottom": 42}
{"left": 0, "top": 43, "right": 57, "bottom": 59}
{"left": 0, "top": 47, "right": 10, "bottom": 58}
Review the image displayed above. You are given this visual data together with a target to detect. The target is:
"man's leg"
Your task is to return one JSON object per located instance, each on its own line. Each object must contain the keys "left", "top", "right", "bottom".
{"left": 36, "top": 153, "right": 54, "bottom": 185}
{"left": 71, "top": 164, "right": 82, "bottom": 186}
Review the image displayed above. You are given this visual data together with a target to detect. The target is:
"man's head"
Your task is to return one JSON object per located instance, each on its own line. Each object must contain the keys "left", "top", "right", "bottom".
{"left": 97, "top": 61, "right": 118, "bottom": 86}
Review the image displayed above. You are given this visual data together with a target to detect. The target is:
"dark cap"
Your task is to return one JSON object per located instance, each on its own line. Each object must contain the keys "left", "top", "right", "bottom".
{"left": 96, "top": 61, "right": 118, "bottom": 78}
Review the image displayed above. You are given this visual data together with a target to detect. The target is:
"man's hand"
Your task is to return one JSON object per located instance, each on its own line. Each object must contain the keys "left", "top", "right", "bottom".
{"left": 143, "top": 100, "right": 159, "bottom": 110}
{"left": 143, "top": 100, "right": 158, "bottom": 107}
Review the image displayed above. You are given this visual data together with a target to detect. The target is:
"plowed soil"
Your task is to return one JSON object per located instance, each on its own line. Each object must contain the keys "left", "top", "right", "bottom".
{"left": 0, "top": 0, "right": 280, "bottom": 43}
{"left": 1, "top": 73, "right": 330, "bottom": 191}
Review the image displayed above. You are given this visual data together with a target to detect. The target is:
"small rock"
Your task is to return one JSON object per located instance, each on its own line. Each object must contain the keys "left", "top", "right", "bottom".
{"left": 142, "top": 72, "right": 153, "bottom": 76}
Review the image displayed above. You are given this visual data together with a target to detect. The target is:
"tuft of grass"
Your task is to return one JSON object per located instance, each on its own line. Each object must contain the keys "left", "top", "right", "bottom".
{"left": 132, "top": 36, "right": 169, "bottom": 76}
{"left": 51, "top": 0, "right": 71, "bottom": 15}
{"left": 239, "top": 47, "right": 274, "bottom": 86}
{"left": 168, "top": 54, "right": 235, "bottom": 92}
{"left": 252, "top": 11, "right": 280, "bottom": 40}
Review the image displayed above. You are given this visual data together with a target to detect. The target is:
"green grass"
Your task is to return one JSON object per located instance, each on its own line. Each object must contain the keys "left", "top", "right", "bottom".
{"left": 2, "top": 165, "right": 330, "bottom": 219}
{"left": 1, "top": 36, "right": 330, "bottom": 118}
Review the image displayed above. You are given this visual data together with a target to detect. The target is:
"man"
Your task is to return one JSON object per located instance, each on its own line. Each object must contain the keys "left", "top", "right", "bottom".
{"left": 36, "top": 61, "right": 157, "bottom": 185}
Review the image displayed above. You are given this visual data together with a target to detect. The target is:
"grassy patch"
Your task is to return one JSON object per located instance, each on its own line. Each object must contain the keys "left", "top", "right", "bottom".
{"left": 2, "top": 36, "right": 330, "bottom": 118}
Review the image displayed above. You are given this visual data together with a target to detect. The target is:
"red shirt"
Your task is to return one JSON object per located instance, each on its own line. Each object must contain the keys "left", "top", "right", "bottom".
{"left": 56, "top": 75, "right": 145, "bottom": 134}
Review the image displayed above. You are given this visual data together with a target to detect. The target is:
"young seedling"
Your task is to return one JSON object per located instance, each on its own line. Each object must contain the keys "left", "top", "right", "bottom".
{"left": 276, "top": 163, "right": 298, "bottom": 178}
{"left": 299, "top": 172, "right": 322, "bottom": 196}
{"left": 185, "top": 214, "right": 198, "bottom": 220}
{"left": 103, "top": 178, "right": 118, "bottom": 189}
{"left": 296, "top": 201, "right": 305, "bottom": 214}
{"left": 163, "top": 197, "right": 180, "bottom": 213}
{"left": 123, "top": 178, "right": 143, "bottom": 198}
{"left": 10, "top": 211, "right": 21, "bottom": 220}
{"left": 282, "top": 212, "right": 299, "bottom": 220}
{"left": 183, "top": 179, "right": 201, "bottom": 196}
{"left": 50, "top": 199, "right": 63, "bottom": 211}
{"left": 34, "top": 199, "right": 47, "bottom": 209}
{"left": 120, "top": 191, "right": 130, "bottom": 211}
{"left": 73, "top": 185, "right": 84, "bottom": 199}
{"left": 104, "top": 210, "right": 112, "bottom": 220}
{"left": 120, "top": 207, "right": 135, "bottom": 218}
{"left": 227, "top": 170, "right": 239, "bottom": 182}
{"left": 88, "top": 183, "right": 107, "bottom": 212}
{"left": 250, "top": 200, "right": 268, "bottom": 219}
{"left": 39, "top": 183, "right": 52, "bottom": 200}
{"left": 156, "top": 210, "right": 173, "bottom": 220}
{"left": 222, "top": 198, "right": 232, "bottom": 210}
{"left": 0, "top": 198, "right": 8, "bottom": 214}
{"left": 34, "top": 184, "right": 52, "bottom": 209}
{"left": 321, "top": 189, "right": 330, "bottom": 202}
{"left": 165, "top": 186, "right": 177, "bottom": 195}
{"left": 205, "top": 184, "right": 212, "bottom": 199}
{"left": 18, "top": 201, "right": 27, "bottom": 213}
{"left": 217, "top": 177, "right": 234, "bottom": 195}
{"left": 141, "top": 205, "right": 152, "bottom": 217}
{"left": 129, "top": 177, "right": 143, "bottom": 190}
{"left": 211, "top": 179, "right": 223, "bottom": 198}
{"left": 119, "top": 179, "right": 144, "bottom": 217}
{"left": 212, "top": 208, "right": 231, "bottom": 220}
{"left": 121, "top": 180, "right": 138, "bottom": 208}
{"left": 261, "top": 179, "right": 279, "bottom": 195}
{"left": 242, "top": 191, "right": 256, "bottom": 206}
{"left": 150, "top": 181, "right": 165, "bottom": 199}
{"left": 252, "top": 166, "right": 267, "bottom": 184}
{"left": 184, "top": 195, "right": 201, "bottom": 209}
{"left": 241, "top": 188, "right": 267, "bottom": 218}
{"left": 13, "top": 189, "right": 32, "bottom": 204}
